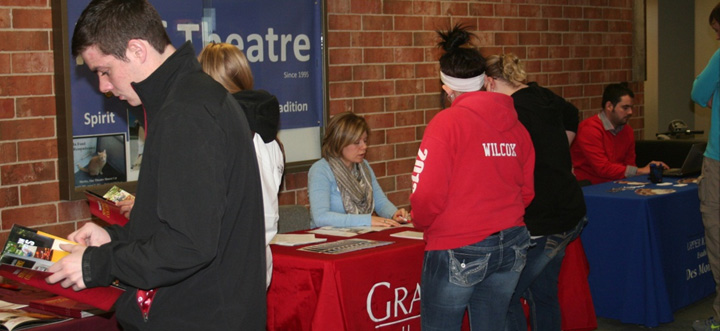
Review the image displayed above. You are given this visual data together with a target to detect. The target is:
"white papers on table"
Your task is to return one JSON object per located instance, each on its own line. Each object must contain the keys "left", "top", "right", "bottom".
{"left": 389, "top": 230, "right": 424, "bottom": 240}
{"left": 270, "top": 234, "right": 327, "bottom": 246}
{"left": 0, "top": 300, "right": 26, "bottom": 310}
{"left": 309, "top": 226, "right": 377, "bottom": 237}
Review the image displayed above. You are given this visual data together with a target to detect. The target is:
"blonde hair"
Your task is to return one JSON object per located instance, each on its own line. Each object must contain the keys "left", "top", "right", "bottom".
{"left": 198, "top": 43, "right": 254, "bottom": 93}
{"left": 485, "top": 53, "right": 527, "bottom": 87}
{"left": 321, "top": 112, "right": 370, "bottom": 159}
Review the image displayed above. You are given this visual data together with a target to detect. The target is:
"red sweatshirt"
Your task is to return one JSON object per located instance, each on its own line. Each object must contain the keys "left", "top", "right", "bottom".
{"left": 410, "top": 91, "right": 535, "bottom": 251}
{"left": 570, "top": 114, "right": 636, "bottom": 185}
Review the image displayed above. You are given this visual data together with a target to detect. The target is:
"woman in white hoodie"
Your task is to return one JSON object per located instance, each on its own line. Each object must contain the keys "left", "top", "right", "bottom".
{"left": 199, "top": 43, "right": 285, "bottom": 289}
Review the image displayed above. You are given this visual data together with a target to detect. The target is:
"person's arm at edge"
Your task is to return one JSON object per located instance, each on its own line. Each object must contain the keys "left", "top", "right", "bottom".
{"left": 692, "top": 48, "right": 720, "bottom": 106}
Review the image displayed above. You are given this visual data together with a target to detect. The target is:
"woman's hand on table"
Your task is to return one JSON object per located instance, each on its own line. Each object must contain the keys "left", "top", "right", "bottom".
{"left": 392, "top": 208, "right": 410, "bottom": 224}
{"left": 371, "top": 215, "right": 402, "bottom": 227}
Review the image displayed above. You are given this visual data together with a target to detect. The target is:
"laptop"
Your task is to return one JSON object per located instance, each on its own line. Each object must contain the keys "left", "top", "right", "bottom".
{"left": 663, "top": 142, "right": 706, "bottom": 177}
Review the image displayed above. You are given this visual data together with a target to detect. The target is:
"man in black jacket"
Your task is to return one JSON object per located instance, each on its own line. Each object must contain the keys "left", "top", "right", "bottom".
{"left": 46, "top": 0, "right": 266, "bottom": 330}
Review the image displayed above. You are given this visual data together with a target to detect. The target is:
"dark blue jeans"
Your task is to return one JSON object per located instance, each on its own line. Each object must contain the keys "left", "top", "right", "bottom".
{"left": 421, "top": 226, "right": 530, "bottom": 331}
{"left": 505, "top": 217, "right": 587, "bottom": 331}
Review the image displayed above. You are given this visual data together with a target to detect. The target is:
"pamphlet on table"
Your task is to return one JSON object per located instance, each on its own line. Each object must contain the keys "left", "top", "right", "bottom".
{"left": 0, "top": 308, "right": 67, "bottom": 330}
{"left": 609, "top": 177, "right": 699, "bottom": 196}
{"left": 299, "top": 239, "right": 394, "bottom": 254}
{"left": 270, "top": 234, "right": 327, "bottom": 246}
{"left": 308, "top": 226, "right": 377, "bottom": 237}
{"left": 0, "top": 300, "right": 26, "bottom": 310}
{"left": 389, "top": 230, "right": 424, "bottom": 240}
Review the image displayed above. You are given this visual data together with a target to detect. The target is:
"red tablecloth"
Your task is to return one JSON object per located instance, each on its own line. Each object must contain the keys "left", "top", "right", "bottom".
{"left": 28, "top": 313, "right": 118, "bottom": 331}
{"left": 267, "top": 228, "right": 596, "bottom": 331}
{"left": 267, "top": 228, "right": 424, "bottom": 330}
{"left": 558, "top": 239, "right": 597, "bottom": 331}
{"left": 0, "top": 280, "right": 119, "bottom": 330}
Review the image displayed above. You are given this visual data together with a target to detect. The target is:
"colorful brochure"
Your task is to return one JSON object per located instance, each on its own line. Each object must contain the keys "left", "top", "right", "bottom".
{"left": 84, "top": 185, "right": 134, "bottom": 226}
{"left": 0, "top": 225, "right": 123, "bottom": 311}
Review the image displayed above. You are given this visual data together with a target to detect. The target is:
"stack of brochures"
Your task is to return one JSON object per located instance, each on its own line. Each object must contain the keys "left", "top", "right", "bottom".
{"left": 29, "top": 296, "right": 104, "bottom": 319}
{"left": 299, "top": 239, "right": 393, "bottom": 255}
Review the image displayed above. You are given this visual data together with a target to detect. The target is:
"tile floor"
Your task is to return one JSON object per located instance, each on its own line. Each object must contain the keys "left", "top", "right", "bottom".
{"left": 595, "top": 294, "right": 715, "bottom": 330}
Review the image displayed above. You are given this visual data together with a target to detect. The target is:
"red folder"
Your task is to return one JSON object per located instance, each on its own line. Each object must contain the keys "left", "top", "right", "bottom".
{"left": 29, "top": 296, "right": 105, "bottom": 318}
{"left": 0, "top": 264, "right": 123, "bottom": 311}
{"left": 84, "top": 191, "right": 128, "bottom": 226}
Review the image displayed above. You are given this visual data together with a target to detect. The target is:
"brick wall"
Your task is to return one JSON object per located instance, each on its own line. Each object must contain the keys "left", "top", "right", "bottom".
{"left": 0, "top": 0, "right": 641, "bottom": 239}
{"left": 280, "top": 0, "right": 644, "bottom": 207}
{"left": 0, "top": 0, "right": 82, "bottom": 243}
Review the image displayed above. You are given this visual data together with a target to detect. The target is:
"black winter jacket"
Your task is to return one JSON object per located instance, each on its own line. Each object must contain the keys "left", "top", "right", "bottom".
{"left": 82, "top": 42, "right": 266, "bottom": 330}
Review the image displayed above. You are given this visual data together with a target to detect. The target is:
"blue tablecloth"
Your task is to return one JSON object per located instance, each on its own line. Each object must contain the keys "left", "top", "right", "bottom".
{"left": 581, "top": 176, "right": 714, "bottom": 327}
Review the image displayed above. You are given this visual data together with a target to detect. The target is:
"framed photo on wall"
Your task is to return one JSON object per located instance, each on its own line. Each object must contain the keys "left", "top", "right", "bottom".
{"left": 52, "top": 0, "right": 327, "bottom": 200}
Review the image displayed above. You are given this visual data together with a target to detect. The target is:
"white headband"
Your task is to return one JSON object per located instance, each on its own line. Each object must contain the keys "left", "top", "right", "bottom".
{"left": 440, "top": 71, "right": 485, "bottom": 92}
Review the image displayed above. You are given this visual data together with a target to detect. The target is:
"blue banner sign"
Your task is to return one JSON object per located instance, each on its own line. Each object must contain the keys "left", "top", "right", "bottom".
{"left": 65, "top": 0, "right": 324, "bottom": 186}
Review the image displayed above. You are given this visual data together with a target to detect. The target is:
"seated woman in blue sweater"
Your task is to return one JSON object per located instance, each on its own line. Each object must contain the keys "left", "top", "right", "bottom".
{"left": 308, "top": 112, "right": 408, "bottom": 228}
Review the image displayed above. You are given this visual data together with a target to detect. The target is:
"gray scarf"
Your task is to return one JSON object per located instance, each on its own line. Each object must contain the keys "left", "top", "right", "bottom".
{"left": 327, "top": 157, "right": 374, "bottom": 215}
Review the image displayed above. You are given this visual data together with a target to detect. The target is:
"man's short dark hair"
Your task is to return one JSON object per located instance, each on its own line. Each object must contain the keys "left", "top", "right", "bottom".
{"left": 601, "top": 83, "right": 634, "bottom": 109}
{"left": 72, "top": 0, "right": 171, "bottom": 60}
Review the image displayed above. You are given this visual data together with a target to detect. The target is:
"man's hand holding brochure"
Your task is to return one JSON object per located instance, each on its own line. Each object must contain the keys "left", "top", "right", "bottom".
{"left": 0, "top": 225, "right": 122, "bottom": 311}
{"left": 84, "top": 185, "right": 135, "bottom": 225}
{"left": 45, "top": 245, "right": 87, "bottom": 291}
{"left": 46, "top": 223, "right": 112, "bottom": 291}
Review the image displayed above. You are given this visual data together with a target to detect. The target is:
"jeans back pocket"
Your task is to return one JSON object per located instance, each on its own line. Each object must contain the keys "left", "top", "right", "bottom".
{"left": 511, "top": 242, "right": 529, "bottom": 272}
{"left": 448, "top": 249, "right": 491, "bottom": 287}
